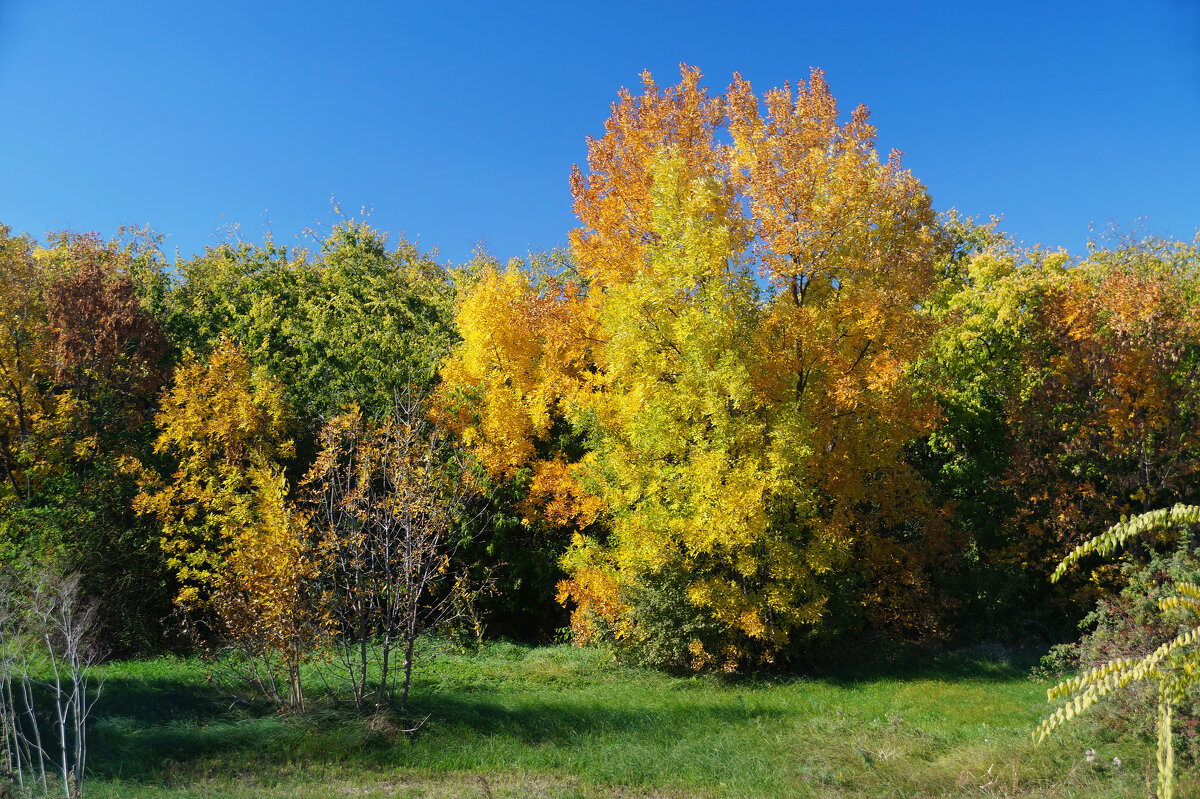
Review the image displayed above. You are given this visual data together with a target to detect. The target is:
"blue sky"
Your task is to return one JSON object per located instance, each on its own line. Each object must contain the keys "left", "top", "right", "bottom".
{"left": 1, "top": 1, "right": 1198, "bottom": 266}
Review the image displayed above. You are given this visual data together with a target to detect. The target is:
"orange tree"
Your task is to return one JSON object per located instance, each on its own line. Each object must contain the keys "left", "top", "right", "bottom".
{"left": 1003, "top": 237, "right": 1200, "bottom": 621}
{"left": 441, "top": 66, "right": 952, "bottom": 669}
{"left": 916, "top": 226, "right": 1200, "bottom": 633}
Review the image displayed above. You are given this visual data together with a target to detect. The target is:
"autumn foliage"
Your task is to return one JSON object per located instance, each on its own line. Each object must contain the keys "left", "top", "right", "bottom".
{"left": 2, "top": 65, "right": 1200, "bottom": 685}
{"left": 0, "top": 227, "right": 175, "bottom": 654}
{"left": 305, "top": 391, "right": 489, "bottom": 710}
{"left": 442, "top": 66, "right": 953, "bottom": 668}
{"left": 1004, "top": 241, "right": 1200, "bottom": 617}
{"left": 132, "top": 338, "right": 317, "bottom": 704}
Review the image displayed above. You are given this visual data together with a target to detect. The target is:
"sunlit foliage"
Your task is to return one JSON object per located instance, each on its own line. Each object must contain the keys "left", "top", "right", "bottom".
{"left": 167, "top": 221, "right": 455, "bottom": 433}
{"left": 305, "top": 391, "right": 490, "bottom": 711}
{"left": 443, "top": 66, "right": 951, "bottom": 668}
{"left": 134, "top": 339, "right": 314, "bottom": 704}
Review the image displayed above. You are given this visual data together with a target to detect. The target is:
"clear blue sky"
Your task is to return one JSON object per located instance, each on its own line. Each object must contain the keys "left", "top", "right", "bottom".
{"left": 1, "top": 0, "right": 1198, "bottom": 266}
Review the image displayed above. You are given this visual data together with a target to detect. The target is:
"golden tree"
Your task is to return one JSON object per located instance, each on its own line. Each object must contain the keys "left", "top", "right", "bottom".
{"left": 134, "top": 338, "right": 314, "bottom": 707}
{"left": 443, "top": 66, "right": 950, "bottom": 668}
{"left": 0, "top": 227, "right": 65, "bottom": 509}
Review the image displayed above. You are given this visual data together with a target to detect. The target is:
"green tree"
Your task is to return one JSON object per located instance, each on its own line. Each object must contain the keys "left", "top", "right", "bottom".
{"left": 166, "top": 222, "right": 455, "bottom": 436}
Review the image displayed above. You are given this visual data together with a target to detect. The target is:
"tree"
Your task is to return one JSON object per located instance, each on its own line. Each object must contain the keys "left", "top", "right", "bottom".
{"left": 0, "top": 226, "right": 62, "bottom": 512}
{"left": 165, "top": 222, "right": 455, "bottom": 439}
{"left": 306, "top": 389, "right": 489, "bottom": 711}
{"left": 915, "top": 227, "right": 1200, "bottom": 634}
{"left": 436, "top": 249, "right": 601, "bottom": 639}
{"left": 443, "top": 66, "right": 951, "bottom": 668}
{"left": 288, "top": 221, "right": 456, "bottom": 423}
{"left": 0, "top": 227, "right": 175, "bottom": 656}
{"left": 40, "top": 232, "right": 169, "bottom": 443}
{"left": 0, "top": 567, "right": 103, "bottom": 799}
{"left": 911, "top": 218, "right": 1072, "bottom": 633}
{"left": 163, "top": 239, "right": 299, "bottom": 370}
{"left": 1007, "top": 238, "right": 1200, "bottom": 578}
{"left": 134, "top": 338, "right": 314, "bottom": 707}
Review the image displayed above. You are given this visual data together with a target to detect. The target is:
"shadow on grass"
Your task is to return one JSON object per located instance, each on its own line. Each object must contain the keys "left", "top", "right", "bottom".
{"left": 83, "top": 640, "right": 1044, "bottom": 785}
{"left": 758, "top": 640, "right": 1047, "bottom": 687}
{"left": 86, "top": 677, "right": 788, "bottom": 784}
{"left": 93, "top": 674, "right": 234, "bottom": 724}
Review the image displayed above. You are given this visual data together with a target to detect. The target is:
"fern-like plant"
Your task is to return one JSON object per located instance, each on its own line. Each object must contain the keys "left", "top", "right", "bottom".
{"left": 1035, "top": 504, "right": 1200, "bottom": 799}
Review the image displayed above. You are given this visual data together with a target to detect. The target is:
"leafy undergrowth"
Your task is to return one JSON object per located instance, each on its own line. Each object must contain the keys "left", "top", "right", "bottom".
{"left": 76, "top": 641, "right": 1180, "bottom": 798}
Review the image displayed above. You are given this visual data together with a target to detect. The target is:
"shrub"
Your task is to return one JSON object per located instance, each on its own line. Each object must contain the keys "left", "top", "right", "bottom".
{"left": 1067, "top": 529, "right": 1200, "bottom": 759}
{"left": 1036, "top": 504, "right": 1200, "bottom": 799}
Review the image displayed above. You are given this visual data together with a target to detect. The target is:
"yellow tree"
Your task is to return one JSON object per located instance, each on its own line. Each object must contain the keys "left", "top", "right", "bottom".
{"left": 436, "top": 252, "right": 604, "bottom": 637}
{"left": 439, "top": 256, "right": 602, "bottom": 525}
{"left": 134, "top": 338, "right": 314, "bottom": 707}
{"left": 564, "top": 149, "right": 839, "bottom": 667}
{"left": 444, "top": 66, "right": 950, "bottom": 669}
{"left": 0, "top": 227, "right": 69, "bottom": 510}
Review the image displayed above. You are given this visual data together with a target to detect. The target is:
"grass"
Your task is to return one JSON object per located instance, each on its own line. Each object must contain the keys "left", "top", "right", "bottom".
{"left": 56, "top": 640, "right": 1191, "bottom": 798}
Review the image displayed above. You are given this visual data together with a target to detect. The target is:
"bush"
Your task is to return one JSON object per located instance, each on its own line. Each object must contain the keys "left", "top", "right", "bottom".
{"left": 579, "top": 564, "right": 727, "bottom": 673}
{"left": 1069, "top": 530, "right": 1200, "bottom": 760}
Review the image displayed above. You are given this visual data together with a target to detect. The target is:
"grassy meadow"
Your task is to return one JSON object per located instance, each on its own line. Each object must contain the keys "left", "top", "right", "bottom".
{"left": 68, "top": 641, "right": 1178, "bottom": 799}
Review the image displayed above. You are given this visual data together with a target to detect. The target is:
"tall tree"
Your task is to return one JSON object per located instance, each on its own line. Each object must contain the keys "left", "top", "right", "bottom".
{"left": 0, "top": 227, "right": 175, "bottom": 655}
{"left": 443, "top": 67, "right": 951, "bottom": 668}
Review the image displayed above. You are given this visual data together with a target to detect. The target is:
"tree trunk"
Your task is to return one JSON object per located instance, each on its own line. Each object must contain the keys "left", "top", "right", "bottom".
{"left": 400, "top": 634, "right": 416, "bottom": 712}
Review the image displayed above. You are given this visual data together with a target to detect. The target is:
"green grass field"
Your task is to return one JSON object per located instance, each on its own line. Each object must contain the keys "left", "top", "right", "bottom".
{"left": 68, "top": 641, "right": 1184, "bottom": 798}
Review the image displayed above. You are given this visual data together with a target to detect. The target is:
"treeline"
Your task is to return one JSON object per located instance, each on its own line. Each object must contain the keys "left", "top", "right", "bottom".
{"left": 3, "top": 66, "right": 1199, "bottom": 675}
